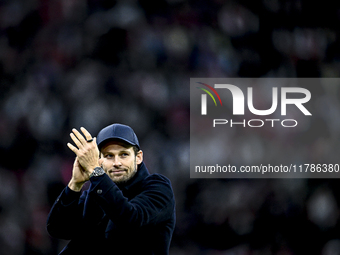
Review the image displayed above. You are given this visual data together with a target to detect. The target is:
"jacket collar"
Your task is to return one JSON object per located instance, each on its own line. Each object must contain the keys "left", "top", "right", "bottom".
{"left": 117, "top": 162, "right": 149, "bottom": 191}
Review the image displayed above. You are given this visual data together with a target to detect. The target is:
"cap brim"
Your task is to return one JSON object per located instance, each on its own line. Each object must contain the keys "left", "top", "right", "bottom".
{"left": 98, "top": 137, "right": 139, "bottom": 150}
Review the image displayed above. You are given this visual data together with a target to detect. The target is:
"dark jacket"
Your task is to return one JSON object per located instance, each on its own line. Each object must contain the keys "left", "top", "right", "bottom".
{"left": 47, "top": 162, "right": 176, "bottom": 255}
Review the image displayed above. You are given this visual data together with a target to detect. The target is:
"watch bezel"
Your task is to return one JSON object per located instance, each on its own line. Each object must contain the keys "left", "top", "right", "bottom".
{"left": 89, "top": 167, "right": 105, "bottom": 178}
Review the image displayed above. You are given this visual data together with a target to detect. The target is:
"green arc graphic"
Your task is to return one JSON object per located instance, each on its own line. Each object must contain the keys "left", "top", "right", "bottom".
{"left": 197, "top": 87, "right": 217, "bottom": 106}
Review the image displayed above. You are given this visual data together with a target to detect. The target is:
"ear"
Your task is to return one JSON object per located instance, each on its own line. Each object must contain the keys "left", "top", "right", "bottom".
{"left": 136, "top": 150, "right": 143, "bottom": 165}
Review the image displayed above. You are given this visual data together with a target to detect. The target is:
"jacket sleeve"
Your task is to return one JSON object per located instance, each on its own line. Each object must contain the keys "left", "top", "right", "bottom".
{"left": 46, "top": 186, "right": 86, "bottom": 240}
{"left": 88, "top": 173, "right": 175, "bottom": 228}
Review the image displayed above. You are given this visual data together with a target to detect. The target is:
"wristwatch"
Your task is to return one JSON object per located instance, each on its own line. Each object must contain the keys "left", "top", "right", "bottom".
{"left": 89, "top": 167, "right": 105, "bottom": 178}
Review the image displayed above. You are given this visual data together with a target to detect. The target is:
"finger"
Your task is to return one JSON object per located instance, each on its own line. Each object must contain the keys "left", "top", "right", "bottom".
{"left": 74, "top": 157, "right": 86, "bottom": 172}
{"left": 72, "top": 128, "right": 87, "bottom": 145}
{"left": 73, "top": 157, "right": 81, "bottom": 168}
{"left": 67, "top": 142, "right": 79, "bottom": 155}
{"left": 80, "top": 127, "right": 93, "bottom": 141}
{"left": 70, "top": 132, "right": 83, "bottom": 149}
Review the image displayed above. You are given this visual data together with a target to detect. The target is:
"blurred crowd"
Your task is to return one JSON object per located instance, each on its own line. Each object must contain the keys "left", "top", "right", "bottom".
{"left": 0, "top": 0, "right": 340, "bottom": 254}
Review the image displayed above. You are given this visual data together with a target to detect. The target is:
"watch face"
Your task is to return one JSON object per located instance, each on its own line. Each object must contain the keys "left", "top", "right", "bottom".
{"left": 91, "top": 167, "right": 105, "bottom": 178}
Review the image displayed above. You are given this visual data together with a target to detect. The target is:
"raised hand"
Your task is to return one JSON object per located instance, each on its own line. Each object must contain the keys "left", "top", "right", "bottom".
{"left": 68, "top": 157, "right": 89, "bottom": 191}
{"left": 67, "top": 127, "right": 100, "bottom": 177}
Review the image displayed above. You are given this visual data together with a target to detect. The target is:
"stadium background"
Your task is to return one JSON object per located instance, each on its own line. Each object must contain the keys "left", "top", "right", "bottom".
{"left": 1, "top": 0, "right": 340, "bottom": 254}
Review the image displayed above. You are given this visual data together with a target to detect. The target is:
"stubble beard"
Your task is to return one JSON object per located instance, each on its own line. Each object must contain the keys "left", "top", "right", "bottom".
{"left": 107, "top": 159, "right": 137, "bottom": 184}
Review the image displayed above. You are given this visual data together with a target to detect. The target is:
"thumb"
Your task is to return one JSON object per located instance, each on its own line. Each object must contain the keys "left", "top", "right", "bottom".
{"left": 94, "top": 137, "right": 99, "bottom": 151}
{"left": 98, "top": 156, "right": 104, "bottom": 167}
{"left": 73, "top": 157, "right": 79, "bottom": 166}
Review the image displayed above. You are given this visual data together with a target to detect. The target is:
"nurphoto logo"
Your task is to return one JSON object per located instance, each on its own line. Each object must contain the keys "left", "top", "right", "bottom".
{"left": 196, "top": 82, "right": 223, "bottom": 115}
{"left": 195, "top": 81, "right": 312, "bottom": 128}
{"left": 190, "top": 78, "right": 339, "bottom": 179}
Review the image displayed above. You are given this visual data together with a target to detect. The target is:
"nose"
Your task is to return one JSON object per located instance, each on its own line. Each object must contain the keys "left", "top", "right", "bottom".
{"left": 113, "top": 157, "right": 122, "bottom": 167}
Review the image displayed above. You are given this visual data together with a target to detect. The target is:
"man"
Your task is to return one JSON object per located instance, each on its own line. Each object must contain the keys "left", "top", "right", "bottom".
{"left": 47, "top": 124, "right": 176, "bottom": 255}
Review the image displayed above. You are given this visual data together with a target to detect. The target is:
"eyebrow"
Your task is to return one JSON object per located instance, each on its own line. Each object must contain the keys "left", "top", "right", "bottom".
{"left": 103, "top": 149, "right": 131, "bottom": 154}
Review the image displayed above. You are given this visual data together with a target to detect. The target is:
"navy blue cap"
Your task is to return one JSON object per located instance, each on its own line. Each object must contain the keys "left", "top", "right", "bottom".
{"left": 96, "top": 124, "right": 140, "bottom": 150}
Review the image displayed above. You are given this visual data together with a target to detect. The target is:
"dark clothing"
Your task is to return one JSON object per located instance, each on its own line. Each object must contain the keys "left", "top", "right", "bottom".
{"left": 47, "top": 163, "right": 176, "bottom": 255}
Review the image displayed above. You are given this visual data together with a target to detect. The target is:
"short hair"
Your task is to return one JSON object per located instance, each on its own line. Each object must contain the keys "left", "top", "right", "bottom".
{"left": 132, "top": 145, "right": 140, "bottom": 157}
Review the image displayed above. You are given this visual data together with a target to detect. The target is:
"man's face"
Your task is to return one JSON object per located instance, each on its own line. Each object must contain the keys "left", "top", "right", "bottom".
{"left": 100, "top": 141, "right": 143, "bottom": 184}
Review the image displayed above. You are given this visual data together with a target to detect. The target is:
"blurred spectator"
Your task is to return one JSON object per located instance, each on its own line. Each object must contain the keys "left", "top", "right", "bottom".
{"left": 0, "top": 0, "right": 339, "bottom": 254}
